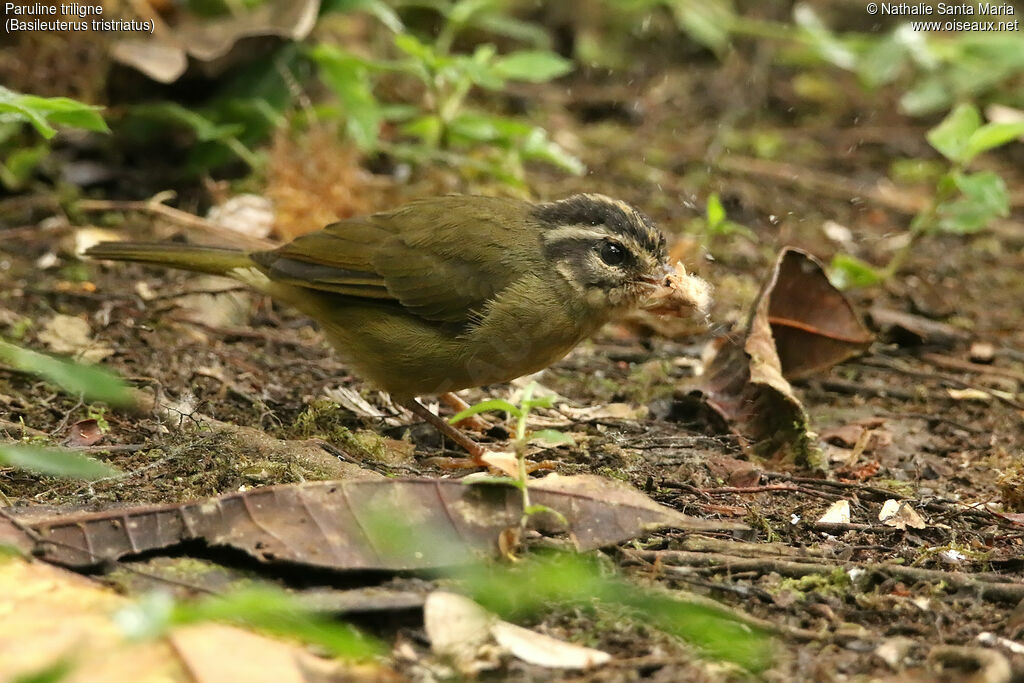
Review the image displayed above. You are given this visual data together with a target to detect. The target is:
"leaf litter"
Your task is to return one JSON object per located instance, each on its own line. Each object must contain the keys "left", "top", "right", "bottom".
{"left": 14, "top": 475, "right": 745, "bottom": 571}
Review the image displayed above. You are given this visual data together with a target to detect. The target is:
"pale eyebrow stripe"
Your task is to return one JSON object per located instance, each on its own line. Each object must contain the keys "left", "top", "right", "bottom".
{"left": 541, "top": 225, "right": 614, "bottom": 244}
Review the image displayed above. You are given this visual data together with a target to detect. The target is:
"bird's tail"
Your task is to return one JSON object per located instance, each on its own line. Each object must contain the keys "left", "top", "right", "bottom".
{"left": 84, "top": 242, "right": 255, "bottom": 276}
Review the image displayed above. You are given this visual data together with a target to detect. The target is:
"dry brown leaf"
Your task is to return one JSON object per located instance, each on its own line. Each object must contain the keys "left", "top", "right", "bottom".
{"left": 0, "top": 557, "right": 382, "bottom": 682}
{"left": 765, "top": 249, "right": 872, "bottom": 379}
{"left": 20, "top": 475, "right": 745, "bottom": 571}
{"left": 491, "top": 621, "right": 611, "bottom": 669}
{"left": 878, "top": 500, "right": 927, "bottom": 530}
{"left": 424, "top": 592, "right": 500, "bottom": 675}
{"left": 0, "top": 558, "right": 178, "bottom": 682}
{"left": 695, "top": 248, "right": 872, "bottom": 469}
{"left": 425, "top": 591, "right": 611, "bottom": 673}
{"left": 169, "top": 623, "right": 375, "bottom": 683}
{"left": 868, "top": 307, "right": 970, "bottom": 348}
{"left": 205, "top": 194, "right": 275, "bottom": 240}
{"left": 558, "top": 403, "right": 648, "bottom": 422}
{"left": 38, "top": 314, "right": 114, "bottom": 363}
{"left": 112, "top": 0, "right": 319, "bottom": 83}
{"left": 817, "top": 500, "right": 851, "bottom": 524}
{"left": 66, "top": 418, "right": 104, "bottom": 447}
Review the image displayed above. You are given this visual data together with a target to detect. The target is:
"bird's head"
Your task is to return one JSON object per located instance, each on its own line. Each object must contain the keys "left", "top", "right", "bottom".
{"left": 534, "top": 194, "right": 671, "bottom": 311}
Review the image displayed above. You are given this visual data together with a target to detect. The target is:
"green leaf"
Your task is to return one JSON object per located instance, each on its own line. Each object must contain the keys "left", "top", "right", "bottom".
{"left": 320, "top": 0, "right": 404, "bottom": 32}
{"left": 900, "top": 75, "right": 952, "bottom": 117}
{"left": 462, "top": 554, "right": 775, "bottom": 672}
{"left": 463, "top": 474, "right": 518, "bottom": 487}
{"left": 493, "top": 51, "right": 573, "bottom": 83}
{"left": 855, "top": 33, "right": 908, "bottom": 89}
{"left": 520, "top": 395, "right": 554, "bottom": 411}
{"left": 393, "top": 33, "right": 435, "bottom": 64}
{"left": 828, "top": 253, "right": 884, "bottom": 289}
{"left": 10, "top": 655, "right": 76, "bottom": 683}
{"left": 129, "top": 103, "right": 241, "bottom": 142}
{"left": 1, "top": 144, "right": 48, "bottom": 190}
{"left": 936, "top": 170, "right": 1009, "bottom": 233}
{"left": 449, "top": 399, "right": 522, "bottom": 424}
{"left": 0, "top": 86, "right": 108, "bottom": 139}
{"left": 926, "top": 102, "right": 981, "bottom": 163}
{"left": 474, "top": 13, "right": 552, "bottom": 48}
{"left": 793, "top": 4, "right": 856, "bottom": 70}
{"left": 309, "top": 45, "right": 382, "bottom": 151}
{"left": 530, "top": 429, "right": 575, "bottom": 446}
{"left": 520, "top": 127, "right": 585, "bottom": 175}
{"left": 962, "top": 121, "right": 1024, "bottom": 163}
{"left": 706, "top": 192, "right": 726, "bottom": 229}
{"left": 400, "top": 114, "right": 443, "bottom": 146}
{"left": 0, "top": 444, "right": 121, "bottom": 480}
{"left": 669, "top": 0, "right": 735, "bottom": 55}
{"left": 117, "top": 588, "right": 381, "bottom": 659}
{"left": 448, "top": 0, "right": 494, "bottom": 25}
{"left": 448, "top": 112, "right": 501, "bottom": 141}
{"left": 0, "top": 340, "right": 134, "bottom": 407}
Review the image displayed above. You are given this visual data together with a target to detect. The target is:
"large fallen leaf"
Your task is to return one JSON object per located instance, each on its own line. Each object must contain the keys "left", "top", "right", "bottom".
{"left": 696, "top": 248, "right": 870, "bottom": 469}
{"left": 765, "top": 248, "right": 872, "bottom": 379}
{"left": 19, "top": 475, "right": 745, "bottom": 570}
{"left": 0, "top": 557, "right": 374, "bottom": 682}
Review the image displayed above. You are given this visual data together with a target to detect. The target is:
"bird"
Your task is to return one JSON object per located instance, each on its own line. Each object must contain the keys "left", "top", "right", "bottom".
{"left": 86, "top": 193, "right": 684, "bottom": 465}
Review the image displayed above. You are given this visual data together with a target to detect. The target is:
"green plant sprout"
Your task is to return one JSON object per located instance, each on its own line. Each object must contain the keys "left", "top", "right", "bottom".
{"left": 115, "top": 587, "right": 382, "bottom": 659}
{"left": 694, "top": 192, "right": 756, "bottom": 253}
{"left": 311, "top": 0, "right": 581, "bottom": 184}
{"left": 0, "top": 85, "right": 108, "bottom": 190}
{"left": 830, "top": 102, "right": 1024, "bottom": 288}
{"left": 0, "top": 340, "right": 131, "bottom": 480}
{"left": 448, "top": 382, "right": 574, "bottom": 525}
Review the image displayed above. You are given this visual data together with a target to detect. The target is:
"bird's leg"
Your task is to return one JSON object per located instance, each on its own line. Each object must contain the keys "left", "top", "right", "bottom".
{"left": 399, "top": 397, "right": 488, "bottom": 465}
{"left": 439, "top": 391, "right": 493, "bottom": 432}
{"left": 400, "top": 398, "right": 559, "bottom": 473}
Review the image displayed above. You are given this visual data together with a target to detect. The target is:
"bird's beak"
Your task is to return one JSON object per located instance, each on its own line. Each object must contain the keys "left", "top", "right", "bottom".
{"left": 637, "top": 263, "right": 673, "bottom": 287}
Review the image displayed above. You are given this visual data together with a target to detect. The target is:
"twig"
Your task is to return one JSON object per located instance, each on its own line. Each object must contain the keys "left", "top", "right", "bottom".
{"left": 625, "top": 552, "right": 828, "bottom": 642}
{"left": 761, "top": 472, "right": 1022, "bottom": 531}
{"left": 808, "top": 378, "right": 919, "bottom": 402}
{"left": 920, "top": 352, "right": 1024, "bottom": 384}
{"left": 627, "top": 549, "right": 1024, "bottom": 604}
{"left": 714, "top": 155, "right": 927, "bottom": 214}
{"left": 697, "top": 484, "right": 841, "bottom": 501}
{"left": 856, "top": 356, "right": 1024, "bottom": 410}
{"left": 0, "top": 418, "right": 47, "bottom": 438}
{"left": 76, "top": 197, "right": 277, "bottom": 250}
{"left": 877, "top": 411, "right": 984, "bottom": 434}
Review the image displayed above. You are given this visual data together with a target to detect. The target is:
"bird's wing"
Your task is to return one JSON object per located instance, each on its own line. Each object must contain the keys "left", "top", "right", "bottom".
{"left": 250, "top": 196, "right": 534, "bottom": 323}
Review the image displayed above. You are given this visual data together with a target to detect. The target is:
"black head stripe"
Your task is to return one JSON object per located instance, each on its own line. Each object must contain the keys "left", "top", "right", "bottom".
{"left": 532, "top": 194, "right": 666, "bottom": 259}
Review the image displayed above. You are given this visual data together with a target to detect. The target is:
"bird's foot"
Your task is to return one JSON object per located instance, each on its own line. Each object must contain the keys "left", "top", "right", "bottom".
{"left": 439, "top": 391, "right": 501, "bottom": 434}
{"left": 401, "top": 397, "right": 556, "bottom": 474}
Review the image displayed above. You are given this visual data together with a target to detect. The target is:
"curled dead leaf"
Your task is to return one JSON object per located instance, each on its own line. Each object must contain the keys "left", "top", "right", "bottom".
{"left": 693, "top": 248, "right": 872, "bottom": 470}
{"left": 817, "top": 500, "right": 851, "bottom": 525}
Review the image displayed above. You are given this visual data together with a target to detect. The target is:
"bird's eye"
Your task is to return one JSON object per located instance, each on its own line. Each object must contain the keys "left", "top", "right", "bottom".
{"left": 599, "top": 241, "right": 626, "bottom": 266}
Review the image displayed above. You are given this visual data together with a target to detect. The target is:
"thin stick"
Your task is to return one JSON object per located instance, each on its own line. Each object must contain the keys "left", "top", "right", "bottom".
{"left": 627, "top": 549, "right": 1024, "bottom": 604}
{"left": 76, "top": 198, "right": 277, "bottom": 250}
